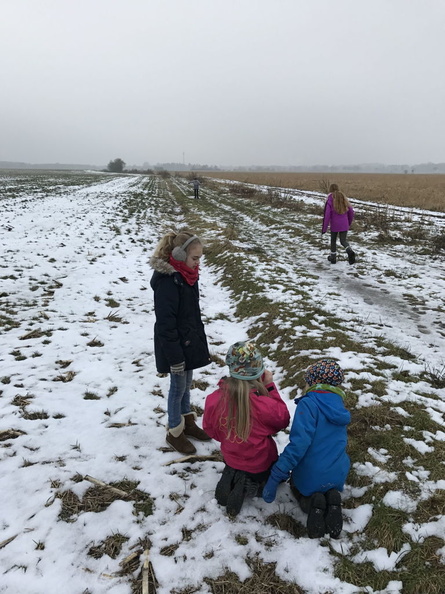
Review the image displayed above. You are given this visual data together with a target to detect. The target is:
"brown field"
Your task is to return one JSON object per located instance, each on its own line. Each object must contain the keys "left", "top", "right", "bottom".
{"left": 200, "top": 171, "right": 445, "bottom": 212}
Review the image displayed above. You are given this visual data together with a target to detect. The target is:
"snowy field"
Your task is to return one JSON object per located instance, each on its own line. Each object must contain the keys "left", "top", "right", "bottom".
{"left": 0, "top": 171, "right": 444, "bottom": 594}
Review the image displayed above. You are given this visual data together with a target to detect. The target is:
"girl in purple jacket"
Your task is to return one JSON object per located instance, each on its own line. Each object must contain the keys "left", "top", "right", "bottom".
{"left": 322, "top": 184, "right": 356, "bottom": 265}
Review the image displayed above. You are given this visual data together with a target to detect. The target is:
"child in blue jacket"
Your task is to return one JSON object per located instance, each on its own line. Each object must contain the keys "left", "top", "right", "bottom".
{"left": 262, "top": 359, "right": 350, "bottom": 539}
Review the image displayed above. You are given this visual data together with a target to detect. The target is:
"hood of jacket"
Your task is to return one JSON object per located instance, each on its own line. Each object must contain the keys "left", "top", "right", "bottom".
{"left": 149, "top": 255, "right": 182, "bottom": 291}
{"left": 297, "top": 389, "right": 350, "bottom": 427}
{"left": 149, "top": 255, "right": 175, "bottom": 275}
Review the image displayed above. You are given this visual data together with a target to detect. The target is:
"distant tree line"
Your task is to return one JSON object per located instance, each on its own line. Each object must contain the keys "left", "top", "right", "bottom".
{"left": 105, "top": 158, "right": 154, "bottom": 174}
{"left": 106, "top": 158, "right": 126, "bottom": 173}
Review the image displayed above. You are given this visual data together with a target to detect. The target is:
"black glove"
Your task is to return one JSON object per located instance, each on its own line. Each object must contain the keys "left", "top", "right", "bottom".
{"left": 170, "top": 361, "right": 185, "bottom": 375}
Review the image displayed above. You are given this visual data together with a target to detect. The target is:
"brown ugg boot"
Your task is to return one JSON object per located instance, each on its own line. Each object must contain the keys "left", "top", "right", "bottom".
{"left": 183, "top": 412, "right": 211, "bottom": 441}
{"left": 166, "top": 418, "right": 196, "bottom": 455}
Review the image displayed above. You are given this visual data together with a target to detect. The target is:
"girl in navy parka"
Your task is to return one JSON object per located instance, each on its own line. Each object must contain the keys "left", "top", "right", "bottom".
{"left": 262, "top": 359, "right": 350, "bottom": 539}
{"left": 322, "top": 183, "right": 356, "bottom": 265}
{"left": 150, "top": 230, "right": 212, "bottom": 455}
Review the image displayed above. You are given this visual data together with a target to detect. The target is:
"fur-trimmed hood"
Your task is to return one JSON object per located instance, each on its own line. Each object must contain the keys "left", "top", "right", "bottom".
{"left": 149, "top": 255, "right": 175, "bottom": 275}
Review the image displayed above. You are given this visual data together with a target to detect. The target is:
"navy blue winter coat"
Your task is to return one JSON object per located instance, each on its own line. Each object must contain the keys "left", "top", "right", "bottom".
{"left": 273, "top": 386, "right": 351, "bottom": 496}
{"left": 150, "top": 256, "right": 211, "bottom": 374}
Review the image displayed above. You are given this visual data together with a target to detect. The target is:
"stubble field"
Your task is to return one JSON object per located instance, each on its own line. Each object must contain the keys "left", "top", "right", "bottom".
{"left": 201, "top": 171, "right": 445, "bottom": 212}
{"left": 1, "top": 170, "right": 445, "bottom": 594}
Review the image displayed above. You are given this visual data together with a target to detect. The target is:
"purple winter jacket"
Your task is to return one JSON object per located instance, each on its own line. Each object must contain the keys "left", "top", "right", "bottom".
{"left": 322, "top": 194, "right": 355, "bottom": 233}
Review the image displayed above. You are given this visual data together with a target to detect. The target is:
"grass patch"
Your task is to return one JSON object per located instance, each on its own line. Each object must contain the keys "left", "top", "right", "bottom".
{"left": 84, "top": 391, "right": 101, "bottom": 400}
{"left": 88, "top": 533, "right": 129, "bottom": 559}
{"left": 202, "top": 556, "right": 305, "bottom": 594}
{"left": 57, "top": 480, "right": 154, "bottom": 522}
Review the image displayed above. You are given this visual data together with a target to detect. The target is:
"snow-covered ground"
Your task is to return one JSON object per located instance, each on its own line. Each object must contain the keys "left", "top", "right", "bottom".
{"left": 1, "top": 172, "right": 444, "bottom": 593}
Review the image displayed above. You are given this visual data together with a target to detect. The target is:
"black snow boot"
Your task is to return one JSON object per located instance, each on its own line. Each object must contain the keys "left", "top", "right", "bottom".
{"left": 346, "top": 247, "right": 356, "bottom": 265}
{"left": 327, "top": 252, "right": 337, "bottom": 264}
{"left": 226, "top": 470, "right": 246, "bottom": 517}
{"left": 324, "top": 489, "right": 343, "bottom": 539}
{"left": 307, "top": 492, "right": 326, "bottom": 538}
{"left": 215, "top": 465, "right": 237, "bottom": 506}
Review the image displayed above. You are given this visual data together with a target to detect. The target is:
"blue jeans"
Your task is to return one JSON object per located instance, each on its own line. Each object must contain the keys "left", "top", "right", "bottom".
{"left": 168, "top": 370, "right": 193, "bottom": 429}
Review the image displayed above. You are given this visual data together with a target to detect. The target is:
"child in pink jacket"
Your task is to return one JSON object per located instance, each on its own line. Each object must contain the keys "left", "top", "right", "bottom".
{"left": 322, "top": 183, "right": 356, "bottom": 265}
{"left": 203, "top": 341, "right": 290, "bottom": 516}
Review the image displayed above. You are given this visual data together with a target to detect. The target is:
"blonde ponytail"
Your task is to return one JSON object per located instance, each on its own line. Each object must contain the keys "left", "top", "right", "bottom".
{"left": 219, "top": 377, "right": 268, "bottom": 442}
{"left": 329, "top": 184, "right": 350, "bottom": 215}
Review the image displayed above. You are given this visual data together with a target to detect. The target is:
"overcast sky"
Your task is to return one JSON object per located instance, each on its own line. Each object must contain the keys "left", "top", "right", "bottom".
{"left": 1, "top": 0, "right": 444, "bottom": 167}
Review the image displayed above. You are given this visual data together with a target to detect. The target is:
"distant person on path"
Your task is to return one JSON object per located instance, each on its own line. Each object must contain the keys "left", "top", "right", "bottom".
{"left": 322, "top": 183, "right": 356, "bottom": 264}
{"left": 203, "top": 341, "right": 290, "bottom": 517}
{"left": 192, "top": 177, "right": 200, "bottom": 199}
{"left": 150, "top": 230, "right": 212, "bottom": 455}
{"left": 262, "top": 359, "right": 350, "bottom": 539}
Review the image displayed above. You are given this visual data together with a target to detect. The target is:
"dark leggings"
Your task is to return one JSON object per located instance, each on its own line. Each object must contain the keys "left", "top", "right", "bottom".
{"left": 330, "top": 231, "right": 349, "bottom": 253}
{"left": 220, "top": 463, "right": 272, "bottom": 496}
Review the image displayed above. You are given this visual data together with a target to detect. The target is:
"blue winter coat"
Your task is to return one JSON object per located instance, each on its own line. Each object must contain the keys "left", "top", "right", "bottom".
{"left": 273, "top": 386, "right": 351, "bottom": 496}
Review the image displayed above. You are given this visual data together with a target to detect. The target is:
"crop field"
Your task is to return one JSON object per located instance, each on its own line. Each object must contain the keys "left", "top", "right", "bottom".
{"left": 0, "top": 170, "right": 444, "bottom": 594}
{"left": 200, "top": 171, "right": 445, "bottom": 212}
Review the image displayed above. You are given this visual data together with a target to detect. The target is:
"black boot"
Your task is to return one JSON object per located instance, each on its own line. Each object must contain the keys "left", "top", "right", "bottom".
{"left": 325, "top": 489, "right": 343, "bottom": 538}
{"left": 307, "top": 492, "right": 326, "bottom": 538}
{"left": 215, "top": 465, "right": 237, "bottom": 506}
{"left": 226, "top": 471, "right": 246, "bottom": 517}
{"left": 327, "top": 252, "right": 337, "bottom": 264}
{"left": 346, "top": 247, "right": 356, "bottom": 265}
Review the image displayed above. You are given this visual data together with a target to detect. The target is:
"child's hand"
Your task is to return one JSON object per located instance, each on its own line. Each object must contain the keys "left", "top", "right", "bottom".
{"left": 262, "top": 476, "right": 279, "bottom": 503}
{"left": 262, "top": 369, "right": 273, "bottom": 384}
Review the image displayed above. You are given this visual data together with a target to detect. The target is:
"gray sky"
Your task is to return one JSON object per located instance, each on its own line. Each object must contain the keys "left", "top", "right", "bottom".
{"left": 2, "top": 0, "right": 444, "bottom": 167}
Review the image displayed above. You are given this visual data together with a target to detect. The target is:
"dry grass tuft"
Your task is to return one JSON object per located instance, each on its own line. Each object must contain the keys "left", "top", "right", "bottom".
{"left": 55, "top": 359, "right": 72, "bottom": 368}
{"left": 19, "top": 328, "right": 52, "bottom": 340}
{"left": 87, "top": 338, "right": 104, "bottom": 347}
{"left": 53, "top": 370, "right": 77, "bottom": 382}
{"left": 266, "top": 512, "right": 306, "bottom": 539}
{"left": 88, "top": 533, "right": 129, "bottom": 559}
{"left": 202, "top": 555, "right": 305, "bottom": 594}
{"left": 0, "top": 428, "right": 27, "bottom": 441}
{"left": 57, "top": 481, "right": 154, "bottom": 522}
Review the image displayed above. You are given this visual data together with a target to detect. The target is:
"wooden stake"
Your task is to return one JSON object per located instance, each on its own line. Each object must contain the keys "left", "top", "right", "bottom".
{"left": 84, "top": 475, "right": 131, "bottom": 499}
{"left": 142, "top": 550, "right": 150, "bottom": 594}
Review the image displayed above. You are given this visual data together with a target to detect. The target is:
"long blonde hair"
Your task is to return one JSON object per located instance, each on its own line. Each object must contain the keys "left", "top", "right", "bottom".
{"left": 153, "top": 229, "right": 201, "bottom": 261}
{"left": 219, "top": 377, "right": 268, "bottom": 442}
{"left": 329, "top": 183, "right": 350, "bottom": 215}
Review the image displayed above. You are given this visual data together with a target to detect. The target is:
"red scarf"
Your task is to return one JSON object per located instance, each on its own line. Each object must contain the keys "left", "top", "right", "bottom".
{"left": 169, "top": 256, "right": 199, "bottom": 286}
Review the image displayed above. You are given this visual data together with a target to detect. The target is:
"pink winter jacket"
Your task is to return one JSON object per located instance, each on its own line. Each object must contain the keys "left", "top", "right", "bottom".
{"left": 203, "top": 379, "right": 290, "bottom": 473}
{"left": 322, "top": 194, "right": 355, "bottom": 233}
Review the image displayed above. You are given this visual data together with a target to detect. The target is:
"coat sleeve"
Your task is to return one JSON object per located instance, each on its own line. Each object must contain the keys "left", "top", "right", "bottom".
{"left": 273, "top": 398, "right": 317, "bottom": 477}
{"left": 322, "top": 196, "right": 332, "bottom": 234}
{"left": 347, "top": 206, "right": 355, "bottom": 226}
{"left": 154, "top": 276, "right": 184, "bottom": 366}
{"left": 261, "top": 384, "right": 290, "bottom": 433}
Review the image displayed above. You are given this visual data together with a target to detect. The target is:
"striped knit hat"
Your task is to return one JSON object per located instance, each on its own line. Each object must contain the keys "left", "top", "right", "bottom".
{"left": 304, "top": 359, "right": 344, "bottom": 387}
